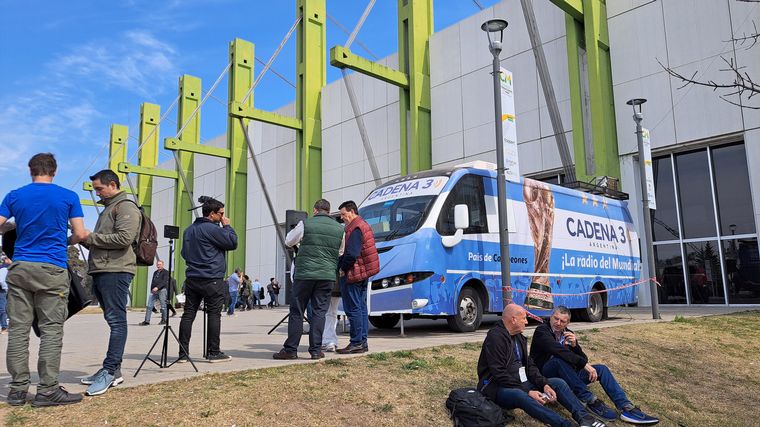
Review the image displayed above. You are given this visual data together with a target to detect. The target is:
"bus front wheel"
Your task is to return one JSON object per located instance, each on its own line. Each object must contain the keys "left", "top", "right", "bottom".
{"left": 368, "top": 314, "right": 401, "bottom": 329}
{"left": 447, "top": 287, "right": 483, "bottom": 332}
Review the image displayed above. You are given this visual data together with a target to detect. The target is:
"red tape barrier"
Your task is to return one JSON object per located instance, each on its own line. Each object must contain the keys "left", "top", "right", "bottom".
{"left": 503, "top": 277, "right": 660, "bottom": 298}
{"left": 502, "top": 277, "right": 661, "bottom": 323}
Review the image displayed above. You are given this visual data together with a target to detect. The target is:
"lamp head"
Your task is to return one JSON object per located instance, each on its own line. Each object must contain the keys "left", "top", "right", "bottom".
{"left": 481, "top": 19, "right": 508, "bottom": 33}
{"left": 626, "top": 98, "right": 647, "bottom": 114}
{"left": 481, "top": 19, "right": 508, "bottom": 55}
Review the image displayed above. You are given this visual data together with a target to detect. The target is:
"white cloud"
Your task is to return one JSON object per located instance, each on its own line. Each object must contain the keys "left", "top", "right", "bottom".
{"left": 0, "top": 95, "right": 103, "bottom": 175}
{"left": 53, "top": 30, "right": 179, "bottom": 98}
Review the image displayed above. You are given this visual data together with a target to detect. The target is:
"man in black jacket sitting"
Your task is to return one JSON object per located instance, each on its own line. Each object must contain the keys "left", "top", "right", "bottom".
{"left": 477, "top": 304, "right": 606, "bottom": 427}
{"left": 529, "top": 306, "right": 659, "bottom": 425}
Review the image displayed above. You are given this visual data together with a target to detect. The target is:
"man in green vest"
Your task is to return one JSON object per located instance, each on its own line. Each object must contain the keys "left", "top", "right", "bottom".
{"left": 273, "top": 199, "right": 344, "bottom": 360}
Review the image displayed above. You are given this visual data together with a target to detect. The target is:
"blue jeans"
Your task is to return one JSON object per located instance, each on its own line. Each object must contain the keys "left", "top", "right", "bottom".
{"left": 91, "top": 272, "right": 133, "bottom": 375}
{"left": 494, "top": 378, "right": 585, "bottom": 427}
{"left": 340, "top": 278, "right": 368, "bottom": 346}
{"left": 0, "top": 291, "right": 7, "bottom": 329}
{"left": 227, "top": 291, "right": 238, "bottom": 315}
{"left": 542, "top": 357, "right": 633, "bottom": 409}
{"left": 143, "top": 288, "right": 167, "bottom": 323}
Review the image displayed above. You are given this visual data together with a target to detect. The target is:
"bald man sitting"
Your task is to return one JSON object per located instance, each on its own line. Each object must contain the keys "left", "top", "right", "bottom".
{"left": 477, "top": 304, "right": 607, "bottom": 427}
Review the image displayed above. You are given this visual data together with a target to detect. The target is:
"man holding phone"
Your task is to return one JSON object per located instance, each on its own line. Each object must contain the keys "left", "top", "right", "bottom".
{"left": 477, "top": 304, "right": 606, "bottom": 427}
{"left": 530, "top": 306, "right": 659, "bottom": 425}
{"left": 178, "top": 197, "right": 238, "bottom": 363}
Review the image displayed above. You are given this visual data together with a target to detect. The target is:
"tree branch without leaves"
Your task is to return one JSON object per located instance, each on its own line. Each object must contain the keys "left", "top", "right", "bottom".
{"left": 660, "top": 1, "right": 760, "bottom": 109}
{"left": 661, "top": 57, "right": 760, "bottom": 109}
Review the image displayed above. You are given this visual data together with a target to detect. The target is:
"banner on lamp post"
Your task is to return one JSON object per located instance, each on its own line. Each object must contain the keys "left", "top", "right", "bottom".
{"left": 499, "top": 68, "right": 519, "bottom": 181}
{"left": 642, "top": 128, "right": 656, "bottom": 210}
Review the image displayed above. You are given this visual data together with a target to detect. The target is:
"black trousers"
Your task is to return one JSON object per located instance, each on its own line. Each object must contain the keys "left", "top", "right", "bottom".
{"left": 179, "top": 277, "right": 224, "bottom": 356}
{"left": 283, "top": 279, "right": 332, "bottom": 355}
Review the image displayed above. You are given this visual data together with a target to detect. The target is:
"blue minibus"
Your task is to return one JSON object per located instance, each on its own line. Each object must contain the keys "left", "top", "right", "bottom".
{"left": 358, "top": 161, "right": 641, "bottom": 332}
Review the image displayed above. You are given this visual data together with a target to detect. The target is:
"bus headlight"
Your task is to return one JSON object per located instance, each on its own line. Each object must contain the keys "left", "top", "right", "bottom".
{"left": 371, "top": 272, "right": 434, "bottom": 291}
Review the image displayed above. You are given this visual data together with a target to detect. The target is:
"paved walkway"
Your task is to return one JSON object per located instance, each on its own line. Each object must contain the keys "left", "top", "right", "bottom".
{"left": 0, "top": 305, "right": 751, "bottom": 398}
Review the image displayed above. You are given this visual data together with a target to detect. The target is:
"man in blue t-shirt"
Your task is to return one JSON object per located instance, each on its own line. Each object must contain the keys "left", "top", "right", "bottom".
{"left": 0, "top": 153, "right": 89, "bottom": 407}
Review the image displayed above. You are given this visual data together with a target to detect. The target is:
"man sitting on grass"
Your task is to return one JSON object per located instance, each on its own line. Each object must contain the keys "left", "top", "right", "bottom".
{"left": 478, "top": 304, "right": 607, "bottom": 427}
{"left": 529, "top": 306, "right": 659, "bottom": 425}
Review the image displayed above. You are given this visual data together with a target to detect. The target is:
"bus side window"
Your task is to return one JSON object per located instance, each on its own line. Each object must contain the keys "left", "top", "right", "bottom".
{"left": 437, "top": 175, "right": 488, "bottom": 235}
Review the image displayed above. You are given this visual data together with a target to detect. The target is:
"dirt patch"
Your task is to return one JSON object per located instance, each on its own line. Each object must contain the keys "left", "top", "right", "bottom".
{"left": 4, "top": 311, "right": 759, "bottom": 426}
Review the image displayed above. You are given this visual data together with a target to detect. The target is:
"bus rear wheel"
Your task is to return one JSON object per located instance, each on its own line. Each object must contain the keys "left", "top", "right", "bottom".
{"left": 576, "top": 291, "right": 605, "bottom": 322}
{"left": 447, "top": 287, "right": 483, "bottom": 332}
{"left": 368, "top": 314, "right": 400, "bottom": 329}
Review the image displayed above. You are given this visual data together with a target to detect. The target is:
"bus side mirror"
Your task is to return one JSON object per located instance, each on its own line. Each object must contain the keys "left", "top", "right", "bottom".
{"left": 442, "top": 204, "right": 469, "bottom": 248}
{"left": 454, "top": 204, "right": 469, "bottom": 230}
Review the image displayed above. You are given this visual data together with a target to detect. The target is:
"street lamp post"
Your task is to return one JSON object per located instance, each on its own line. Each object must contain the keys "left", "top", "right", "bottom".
{"left": 627, "top": 98, "right": 661, "bottom": 320}
{"left": 482, "top": 19, "right": 513, "bottom": 309}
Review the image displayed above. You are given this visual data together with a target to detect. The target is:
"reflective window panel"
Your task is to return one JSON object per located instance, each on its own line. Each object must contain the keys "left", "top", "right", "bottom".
{"left": 651, "top": 156, "right": 680, "bottom": 241}
{"left": 654, "top": 243, "right": 686, "bottom": 304}
{"left": 684, "top": 240, "right": 725, "bottom": 304}
{"left": 724, "top": 238, "right": 760, "bottom": 304}
{"left": 711, "top": 144, "right": 756, "bottom": 236}
{"left": 676, "top": 150, "right": 718, "bottom": 239}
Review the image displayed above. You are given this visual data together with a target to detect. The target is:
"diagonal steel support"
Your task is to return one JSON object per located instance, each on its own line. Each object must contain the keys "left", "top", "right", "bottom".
{"left": 521, "top": 0, "right": 576, "bottom": 183}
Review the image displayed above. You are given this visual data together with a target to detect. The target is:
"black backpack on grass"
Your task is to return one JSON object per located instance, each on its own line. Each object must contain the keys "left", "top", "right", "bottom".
{"left": 445, "top": 388, "right": 507, "bottom": 427}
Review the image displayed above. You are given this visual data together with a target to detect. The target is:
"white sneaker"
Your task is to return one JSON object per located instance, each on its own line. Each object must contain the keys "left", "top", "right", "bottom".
{"left": 321, "top": 344, "right": 337, "bottom": 352}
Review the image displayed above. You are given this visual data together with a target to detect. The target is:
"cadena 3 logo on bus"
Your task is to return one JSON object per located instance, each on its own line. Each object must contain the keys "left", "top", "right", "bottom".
{"left": 364, "top": 177, "right": 448, "bottom": 206}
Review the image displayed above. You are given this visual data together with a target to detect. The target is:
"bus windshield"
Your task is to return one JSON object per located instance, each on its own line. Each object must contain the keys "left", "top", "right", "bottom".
{"left": 359, "top": 195, "right": 437, "bottom": 241}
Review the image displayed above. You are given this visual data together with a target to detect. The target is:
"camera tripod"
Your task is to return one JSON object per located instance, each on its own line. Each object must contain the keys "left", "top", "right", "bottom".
{"left": 135, "top": 238, "right": 198, "bottom": 376}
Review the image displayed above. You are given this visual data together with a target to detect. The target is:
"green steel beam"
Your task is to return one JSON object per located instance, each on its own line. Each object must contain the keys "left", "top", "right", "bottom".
{"left": 565, "top": 16, "right": 590, "bottom": 182}
{"left": 230, "top": 103, "right": 303, "bottom": 130}
{"left": 173, "top": 75, "right": 201, "bottom": 287}
{"left": 83, "top": 182, "right": 94, "bottom": 191}
{"left": 226, "top": 38, "right": 253, "bottom": 275}
{"left": 109, "top": 124, "right": 128, "bottom": 181}
{"left": 550, "top": 0, "right": 584, "bottom": 22}
{"left": 296, "top": 0, "right": 326, "bottom": 210}
{"left": 397, "top": 0, "right": 433, "bottom": 174}
{"left": 80, "top": 199, "right": 97, "bottom": 207}
{"left": 554, "top": 0, "right": 620, "bottom": 181}
{"left": 117, "top": 163, "right": 177, "bottom": 179}
{"left": 165, "top": 137, "right": 231, "bottom": 158}
{"left": 131, "top": 102, "right": 161, "bottom": 307}
{"left": 329, "top": 46, "right": 409, "bottom": 88}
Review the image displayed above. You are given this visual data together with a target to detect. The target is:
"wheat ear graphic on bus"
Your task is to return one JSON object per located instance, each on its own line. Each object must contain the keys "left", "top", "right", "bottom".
{"left": 523, "top": 179, "right": 555, "bottom": 310}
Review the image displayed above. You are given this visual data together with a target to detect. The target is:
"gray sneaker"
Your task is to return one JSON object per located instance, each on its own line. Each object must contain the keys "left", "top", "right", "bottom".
{"left": 85, "top": 369, "right": 115, "bottom": 396}
{"left": 81, "top": 368, "right": 123, "bottom": 387}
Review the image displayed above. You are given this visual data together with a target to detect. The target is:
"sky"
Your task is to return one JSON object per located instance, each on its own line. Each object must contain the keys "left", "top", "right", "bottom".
{"left": 0, "top": 0, "right": 497, "bottom": 227}
{"left": 0, "top": 0, "right": 499, "bottom": 228}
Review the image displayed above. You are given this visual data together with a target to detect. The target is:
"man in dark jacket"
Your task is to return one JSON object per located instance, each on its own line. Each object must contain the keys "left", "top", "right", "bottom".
{"left": 530, "top": 306, "right": 659, "bottom": 425}
{"left": 139, "top": 260, "right": 170, "bottom": 326}
{"left": 477, "top": 304, "right": 605, "bottom": 427}
{"left": 336, "top": 200, "right": 379, "bottom": 354}
{"left": 273, "top": 199, "right": 344, "bottom": 360}
{"left": 178, "top": 197, "right": 238, "bottom": 363}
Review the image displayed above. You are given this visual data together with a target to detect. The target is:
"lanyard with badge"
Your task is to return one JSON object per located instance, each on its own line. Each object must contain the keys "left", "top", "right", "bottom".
{"left": 515, "top": 341, "right": 528, "bottom": 383}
